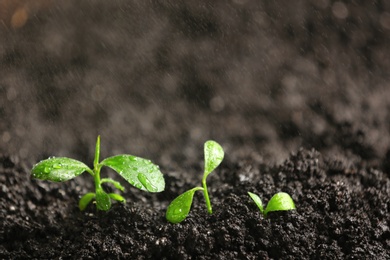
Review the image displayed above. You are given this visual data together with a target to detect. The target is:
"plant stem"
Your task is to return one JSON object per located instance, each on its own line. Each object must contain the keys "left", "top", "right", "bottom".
{"left": 93, "top": 135, "right": 102, "bottom": 190}
{"left": 202, "top": 175, "right": 212, "bottom": 214}
{"left": 94, "top": 135, "right": 100, "bottom": 169}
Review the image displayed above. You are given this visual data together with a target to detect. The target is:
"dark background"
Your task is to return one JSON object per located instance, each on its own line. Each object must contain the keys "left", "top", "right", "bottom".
{"left": 1, "top": 0, "right": 390, "bottom": 171}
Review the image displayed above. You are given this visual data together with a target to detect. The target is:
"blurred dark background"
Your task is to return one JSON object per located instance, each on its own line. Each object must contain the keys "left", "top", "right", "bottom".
{"left": 1, "top": 0, "right": 390, "bottom": 171}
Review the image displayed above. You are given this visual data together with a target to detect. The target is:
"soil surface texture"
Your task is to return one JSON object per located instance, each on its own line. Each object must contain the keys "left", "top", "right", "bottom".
{"left": 1, "top": 1, "right": 390, "bottom": 259}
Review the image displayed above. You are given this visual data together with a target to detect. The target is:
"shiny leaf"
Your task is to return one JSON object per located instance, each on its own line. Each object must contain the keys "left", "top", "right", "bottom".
{"left": 166, "top": 187, "right": 204, "bottom": 224}
{"left": 79, "top": 192, "right": 95, "bottom": 211}
{"left": 204, "top": 140, "right": 224, "bottom": 178}
{"left": 101, "top": 155, "right": 164, "bottom": 192}
{"left": 32, "top": 157, "right": 90, "bottom": 182}
{"left": 264, "top": 192, "right": 296, "bottom": 216}
{"left": 96, "top": 189, "right": 111, "bottom": 211}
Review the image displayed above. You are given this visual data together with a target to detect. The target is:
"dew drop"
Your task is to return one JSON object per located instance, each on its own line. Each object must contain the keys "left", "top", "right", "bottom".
{"left": 173, "top": 208, "right": 183, "bottom": 215}
{"left": 53, "top": 163, "right": 62, "bottom": 169}
{"left": 44, "top": 167, "right": 51, "bottom": 173}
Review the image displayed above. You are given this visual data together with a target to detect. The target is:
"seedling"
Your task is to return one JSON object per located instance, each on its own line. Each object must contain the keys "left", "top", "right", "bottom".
{"left": 248, "top": 192, "right": 296, "bottom": 217}
{"left": 31, "top": 136, "right": 165, "bottom": 211}
{"left": 166, "top": 140, "right": 224, "bottom": 223}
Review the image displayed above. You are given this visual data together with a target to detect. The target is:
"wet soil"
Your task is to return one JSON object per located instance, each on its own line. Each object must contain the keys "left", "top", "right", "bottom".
{"left": 1, "top": 1, "right": 390, "bottom": 259}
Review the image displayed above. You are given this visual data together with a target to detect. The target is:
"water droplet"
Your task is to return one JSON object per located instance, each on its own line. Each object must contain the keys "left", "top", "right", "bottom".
{"left": 53, "top": 163, "right": 62, "bottom": 169}
{"left": 44, "top": 167, "right": 50, "bottom": 173}
{"left": 132, "top": 167, "right": 138, "bottom": 171}
{"left": 173, "top": 208, "right": 183, "bottom": 215}
{"left": 130, "top": 157, "right": 138, "bottom": 161}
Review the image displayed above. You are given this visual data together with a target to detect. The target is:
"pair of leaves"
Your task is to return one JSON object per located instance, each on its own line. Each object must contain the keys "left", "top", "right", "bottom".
{"left": 248, "top": 192, "right": 296, "bottom": 217}
{"left": 79, "top": 191, "right": 126, "bottom": 211}
{"left": 31, "top": 155, "right": 165, "bottom": 193}
{"left": 166, "top": 140, "right": 224, "bottom": 223}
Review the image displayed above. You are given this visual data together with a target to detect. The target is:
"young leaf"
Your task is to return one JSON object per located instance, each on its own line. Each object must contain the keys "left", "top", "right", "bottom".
{"left": 166, "top": 187, "right": 204, "bottom": 224}
{"left": 101, "top": 155, "right": 165, "bottom": 192}
{"left": 32, "top": 157, "right": 90, "bottom": 182}
{"left": 79, "top": 192, "right": 95, "bottom": 211}
{"left": 248, "top": 192, "right": 264, "bottom": 214}
{"left": 100, "top": 178, "right": 125, "bottom": 192}
{"left": 95, "top": 189, "right": 112, "bottom": 211}
{"left": 264, "top": 192, "right": 296, "bottom": 216}
{"left": 204, "top": 140, "right": 224, "bottom": 177}
{"left": 109, "top": 193, "right": 126, "bottom": 203}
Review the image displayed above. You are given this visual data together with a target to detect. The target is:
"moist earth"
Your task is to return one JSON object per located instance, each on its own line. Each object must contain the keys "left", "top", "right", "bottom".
{"left": 1, "top": 1, "right": 390, "bottom": 259}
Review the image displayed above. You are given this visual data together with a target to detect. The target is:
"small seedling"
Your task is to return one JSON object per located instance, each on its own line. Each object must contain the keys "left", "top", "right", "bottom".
{"left": 166, "top": 140, "right": 224, "bottom": 223}
{"left": 31, "top": 136, "right": 165, "bottom": 211}
{"left": 248, "top": 192, "right": 296, "bottom": 217}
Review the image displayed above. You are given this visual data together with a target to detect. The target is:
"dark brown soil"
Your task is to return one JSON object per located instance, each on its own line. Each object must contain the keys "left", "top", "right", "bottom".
{"left": 1, "top": 1, "right": 389, "bottom": 259}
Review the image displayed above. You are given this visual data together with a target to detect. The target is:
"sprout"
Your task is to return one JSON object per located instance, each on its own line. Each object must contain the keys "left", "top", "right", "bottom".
{"left": 31, "top": 136, "right": 165, "bottom": 211}
{"left": 248, "top": 192, "right": 296, "bottom": 217}
{"left": 166, "top": 140, "right": 224, "bottom": 223}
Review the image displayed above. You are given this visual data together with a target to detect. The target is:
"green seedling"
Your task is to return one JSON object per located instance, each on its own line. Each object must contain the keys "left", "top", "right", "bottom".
{"left": 31, "top": 136, "right": 165, "bottom": 211}
{"left": 248, "top": 192, "right": 296, "bottom": 217}
{"left": 166, "top": 140, "right": 224, "bottom": 223}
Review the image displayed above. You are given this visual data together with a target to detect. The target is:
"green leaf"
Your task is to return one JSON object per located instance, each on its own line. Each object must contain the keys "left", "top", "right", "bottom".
{"left": 248, "top": 192, "right": 264, "bottom": 214}
{"left": 96, "top": 189, "right": 112, "bottom": 211}
{"left": 166, "top": 187, "right": 204, "bottom": 224}
{"left": 31, "top": 157, "right": 90, "bottom": 182}
{"left": 109, "top": 193, "right": 126, "bottom": 203}
{"left": 100, "top": 155, "right": 165, "bottom": 192}
{"left": 100, "top": 178, "right": 125, "bottom": 192}
{"left": 264, "top": 192, "right": 296, "bottom": 216}
{"left": 204, "top": 140, "right": 224, "bottom": 178}
{"left": 79, "top": 192, "right": 95, "bottom": 211}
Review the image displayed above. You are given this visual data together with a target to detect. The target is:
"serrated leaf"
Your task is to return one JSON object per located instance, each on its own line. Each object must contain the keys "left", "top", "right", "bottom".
{"left": 96, "top": 189, "right": 111, "bottom": 211}
{"left": 204, "top": 140, "right": 224, "bottom": 177}
{"left": 79, "top": 192, "right": 95, "bottom": 211}
{"left": 166, "top": 187, "right": 204, "bottom": 224}
{"left": 264, "top": 192, "right": 296, "bottom": 216}
{"left": 248, "top": 192, "right": 264, "bottom": 214}
{"left": 31, "top": 157, "right": 90, "bottom": 182}
{"left": 100, "top": 155, "right": 164, "bottom": 192}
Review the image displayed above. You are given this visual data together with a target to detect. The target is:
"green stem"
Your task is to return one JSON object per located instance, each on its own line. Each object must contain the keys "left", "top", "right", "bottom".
{"left": 94, "top": 165, "right": 102, "bottom": 191}
{"left": 94, "top": 135, "right": 100, "bottom": 169}
{"left": 93, "top": 135, "right": 102, "bottom": 191}
{"left": 202, "top": 175, "right": 212, "bottom": 214}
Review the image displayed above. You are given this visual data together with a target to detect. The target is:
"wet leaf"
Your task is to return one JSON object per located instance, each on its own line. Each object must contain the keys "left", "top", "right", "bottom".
{"left": 96, "top": 188, "right": 111, "bottom": 211}
{"left": 166, "top": 187, "right": 204, "bottom": 224}
{"left": 264, "top": 192, "right": 296, "bottom": 216}
{"left": 248, "top": 192, "right": 264, "bottom": 214}
{"left": 79, "top": 192, "right": 95, "bottom": 211}
{"left": 31, "top": 157, "right": 90, "bottom": 182}
{"left": 101, "top": 155, "right": 165, "bottom": 192}
{"left": 204, "top": 140, "right": 224, "bottom": 178}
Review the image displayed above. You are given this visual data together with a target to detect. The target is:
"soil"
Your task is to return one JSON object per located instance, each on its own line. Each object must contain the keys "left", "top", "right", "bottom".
{"left": 1, "top": 1, "right": 389, "bottom": 259}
